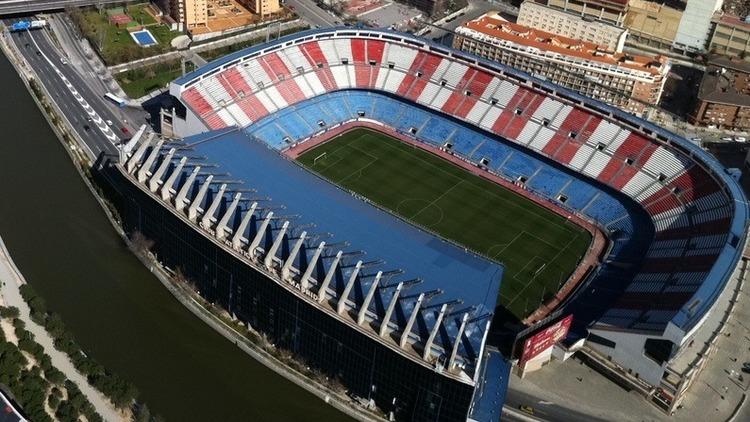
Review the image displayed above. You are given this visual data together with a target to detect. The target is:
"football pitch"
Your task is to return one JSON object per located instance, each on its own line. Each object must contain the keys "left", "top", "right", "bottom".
{"left": 297, "top": 128, "right": 591, "bottom": 319}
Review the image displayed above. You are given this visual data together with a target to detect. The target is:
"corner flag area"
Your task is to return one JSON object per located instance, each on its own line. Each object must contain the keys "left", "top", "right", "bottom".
{"left": 298, "top": 128, "right": 592, "bottom": 319}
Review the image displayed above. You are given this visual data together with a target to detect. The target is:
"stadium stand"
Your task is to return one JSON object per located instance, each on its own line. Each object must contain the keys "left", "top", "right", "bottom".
{"left": 165, "top": 28, "right": 748, "bottom": 392}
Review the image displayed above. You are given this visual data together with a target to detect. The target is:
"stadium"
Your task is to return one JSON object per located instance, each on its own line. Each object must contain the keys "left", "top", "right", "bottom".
{"left": 103, "top": 26, "right": 748, "bottom": 420}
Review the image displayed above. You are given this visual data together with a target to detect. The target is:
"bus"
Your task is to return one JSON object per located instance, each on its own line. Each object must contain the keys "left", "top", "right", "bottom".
{"left": 104, "top": 92, "right": 126, "bottom": 107}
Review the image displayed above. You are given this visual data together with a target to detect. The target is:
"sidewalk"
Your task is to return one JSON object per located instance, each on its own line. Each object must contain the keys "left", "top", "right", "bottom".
{"left": 0, "top": 236, "right": 125, "bottom": 422}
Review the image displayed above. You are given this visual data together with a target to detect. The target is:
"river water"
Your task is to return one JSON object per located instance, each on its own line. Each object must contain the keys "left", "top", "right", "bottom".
{"left": 0, "top": 52, "right": 351, "bottom": 422}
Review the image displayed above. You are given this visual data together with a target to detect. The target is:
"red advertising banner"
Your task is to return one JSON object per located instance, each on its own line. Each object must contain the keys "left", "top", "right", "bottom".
{"left": 520, "top": 314, "right": 573, "bottom": 364}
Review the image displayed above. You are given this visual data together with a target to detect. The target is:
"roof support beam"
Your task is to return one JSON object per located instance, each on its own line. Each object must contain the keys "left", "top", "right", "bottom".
{"left": 149, "top": 148, "right": 175, "bottom": 192}
{"left": 126, "top": 132, "right": 153, "bottom": 173}
{"left": 448, "top": 313, "right": 469, "bottom": 370}
{"left": 422, "top": 303, "right": 447, "bottom": 361}
{"left": 300, "top": 241, "right": 325, "bottom": 290}
{"left": 216, "top": 193, "right": 242, "bottom": 241}
{"left": 137, "top": 139, "right": 164, "bottom": 183}
{"left": 337, "top": 261, "right": 362, "bottom": 315}
{"left": 264, "top": 221, "right": 289, "bottom": 271}
{"left": 317, "top": 250, "right": 342, "bottom": 304}
{"left": 379, "top": 282, "right": 403, "bottom": 337}
{"left": 399, "top": 293, "right": 425, "bottom": 348}
{"left": 357, "top": 271, "right": 382, "bottom": 325}
{"left": 175, "top": 166, "right": 200, "bottom": 211}
{"left": 122, "top": 124, "right": 147, "bottom": 155}
{"left": 187, "top": 175, "right": 213, "bottom": 221}
{"left": 248, "top": 211, "right": 273, "bottom": 259}
{"left": 281, "top": 231, "right": 307, "bottom": 280}
{"left": 201, "top": 183, "right": 227, "bottom": 229}
{"left": 232, "top": 202, "right": 257, "bottom": 250}
{"left": 161, "top": 156, "right": 187, "bottom": 201}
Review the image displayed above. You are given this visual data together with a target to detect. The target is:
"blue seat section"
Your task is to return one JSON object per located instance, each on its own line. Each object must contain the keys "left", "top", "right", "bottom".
{"left": 473, "top": 141, "right": 511, "bottom": 167}
{"left": 418, "top": 118, "right": 455, "bottom": 147}
{"left": 319, "top": 96, "right": 352, "bottom": 122}
{"left": 371, "top": 96, "right": 404, "bottom": 122}
{"left": 499, "top": 153, "right": 540, "bottom": 180}
{"left": 584, "top": 194, "right": 629, "bottom": 225}
{"left": 395, "top": 107, "right": 431, "bottom": 132}
{"left": 561, "top": 179, "right": 598, "bottom": 210}
{"left": 296, "top": 103, "right": 328, "bottom": 129}
{"left": 451, "top": 130, "right": 483, "bottom": 157}
{"left": 527, "top": 167, "right": 570, "bottom": 197}
{"left": 253, "top": 122, "right": 289, "bottom": 149}
{"left": 283, "top": 112, "right": 313, "bottom": 139}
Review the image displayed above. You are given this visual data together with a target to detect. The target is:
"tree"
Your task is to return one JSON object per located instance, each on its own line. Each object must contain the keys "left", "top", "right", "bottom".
{"left": 134, "top": 402, "right": 151, "bottom": 422}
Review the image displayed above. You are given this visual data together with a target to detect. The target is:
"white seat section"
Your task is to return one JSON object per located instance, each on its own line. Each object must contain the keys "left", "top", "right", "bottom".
{"left": 642, "top": 147, "right": 687, "bottom": 178}
{"left": 550, "top": 105, "right": 573, "bottom": 128}
{"left": 632, "top": 181, "right": 661, "bottom": 202}
{"left": 429, "top": 87, "right": 453, "bottom": 109}
{"left": 226, "top": 103, "right": 252, "bottom": 126}
{"left": 203, "top": 76, "right": 234, "bottom": 105}
{"left": 692, "top": 191, "right": 727, "bottom": 212}
{"left": 255, "top": 89, "right": 281, "bottom": 113}
{"left": 479, "top": 106, "right": 502, "bottom": 130}
{"left": 605, "top": 130, "right": 630, "bottom": 153}
{"left": 303, "top": 71, "right": 326, "bottom": 95}
{"left": 528, "top": 126, "right": 555, "bottom": 149}
{"left": 429, "top": 58, "right": 452, "bottom": 83}
{"left": 194, "top": 84, "right": 220, "bottom": 109}
{"left": 581, "top": 151, "right": 610, "bottom": 178}
{"left": 417, "top": 80, "right": 441, "bottom": 105}
{"left": 653, "top": 211, "right": 689, "bottom": 230}
{"left": 467, "top": 101, "right": 491, "bottom": 124}
{"left": 650, "top": 238, "right": 688, "bottom": 250}
{"left": 531, "top": 97, "right": 563, "bottom": 122}
{"left": 479, "top": 77, "right": 502, "bottom": 101}
{"left": 216, "top": 108, "right": 237, "bottom": 127}
{"left": 330, "top": 65, "right": 351, "bottom": 88}
{"left": 381, "top": 69, "right": 406, "bottom": 92}
{"left": 243, "top": 59, "right": 273, "bottom": 87}
{"left": 346, "top": 65, "right": 357, "bottom": 87}
{"left": 493, "top": 81, "right": 519, "bottom": 107}
{"left": 318, "top": 39, "right": 340, "bottom": 64}
{"left": 293, "top": 74, "right": 315, "bottom": 98}
{"left": 516, "top": 121, "right": 541, "bottom": 145}
{"left": 569, "top": 144, "right": 595, "bottom": 170}
{"left": 386, "top": 44, "right": 418, "bottom": 71}
{"left": 588, "top": 120, "right": 620, "bottom": 146}
{"left": 441, "top": 61, "right": 469, "bottom": 86}
{"left": 237, "top": 66, "right": 261, "bottom": 95}
{"left": 276, "top": 49, "right": 299, "bottom": 74}
{"left": 333, "top": 38, "right": 352, "bottom": 62}
{"left": 692, "top": 233, "right": 728, "bottom": 249}
{"left": 693, "top": 207, "right": 729, "bottom": 224}
{"left": 281, "top": 46, "right": 310, "bottom": 72}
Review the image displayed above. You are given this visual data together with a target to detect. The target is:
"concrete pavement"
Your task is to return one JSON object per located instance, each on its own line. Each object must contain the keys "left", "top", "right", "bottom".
{"left": 0, "top": 236, "right": 125, "bottom": 422}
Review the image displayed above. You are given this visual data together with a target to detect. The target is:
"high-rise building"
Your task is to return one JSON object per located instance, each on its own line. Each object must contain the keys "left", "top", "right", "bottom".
{"left": 184, "top": 0, "right": 208, "bottom": 29}
{"left": 673, "top": 0, "right": 724, "bottom": 52}
{"left": 517, "top": 1, "right": 628, "bottom": 52}
{"left": 690, "top": 55, "right": 750, "bottom": 130}
{"left": 532, "top": 0, "right": 628, "bottom": 26}
{"left": 238, "top": 0, "right": 281, "bottom": 17}
{"left": 624, "top": 0, "right": 684, "bottom": 50}
{"left": 453, "top": 12, "right": 670, "bottom": 114}
{"left": 709, "top": 12, "right": 750, "bottom": 58}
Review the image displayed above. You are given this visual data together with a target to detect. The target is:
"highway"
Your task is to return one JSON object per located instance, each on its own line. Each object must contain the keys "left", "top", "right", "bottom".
{"left": 6, "top": 23, "right": 131, "bottom": 156}
{"left": 0, "top": 0, "right": 125, "bottom": 15}
{"left": 285, "top": 0, "right": 339, "bottom": 27}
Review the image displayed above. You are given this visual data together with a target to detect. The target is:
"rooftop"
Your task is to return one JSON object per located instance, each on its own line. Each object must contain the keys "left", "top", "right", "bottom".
{"left": 713, "top": 11, "right": 750, "bottom": 30}
{"left": 697, "top": 56, "right": 750, "bottom": 107}
{"left": 457, "top": 12, "right": 667, "bottom": 75}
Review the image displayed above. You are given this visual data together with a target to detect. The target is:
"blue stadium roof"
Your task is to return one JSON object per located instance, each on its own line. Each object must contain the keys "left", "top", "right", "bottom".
{"left": 181, "top": 127, "right": 503, "bottom": 358}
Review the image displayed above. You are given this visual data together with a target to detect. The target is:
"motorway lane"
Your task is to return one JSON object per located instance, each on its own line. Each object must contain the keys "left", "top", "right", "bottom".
{"left": 0, "top": 0, "right": 123, "bottom": 15}
{"left": 8, "top": 26, "right": 125, "bottom": 156}
{"left": 286, "top": 0, "right": 339, "bottom": 27}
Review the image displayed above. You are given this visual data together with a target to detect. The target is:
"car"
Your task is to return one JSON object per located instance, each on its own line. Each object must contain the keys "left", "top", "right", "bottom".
{"left": 86, "top": 117, "right": 92, "bottom": 122}
{"left": 735, "top": 136, "right": 747, "bottom": 142}
{"left": 519, "top": 405, "right": 534, "bottom": 415}
{"left": 24, "top": 43, "right": 29, "bottom": 48}
{"left": 106, "top": 119, "right": 113, "bottom": 126}
{"left": 721, "top": 137, "right": 734, "bottom": 141}
{"left": 121, "top": 127, "right": 130, "bottom": 135}
{"left": 35, "top": 51, "right": 41, "bottom": 56}
{"left": 83, "top": 124, "right": 90, "bottom": 131}
{"left": 60, "top": 57, "right": 68, "bottom": 65}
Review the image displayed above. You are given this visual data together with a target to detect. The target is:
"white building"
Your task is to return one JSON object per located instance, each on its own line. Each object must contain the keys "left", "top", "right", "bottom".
{"left": 673, "top": 0, "right": 725, "bottom": 52}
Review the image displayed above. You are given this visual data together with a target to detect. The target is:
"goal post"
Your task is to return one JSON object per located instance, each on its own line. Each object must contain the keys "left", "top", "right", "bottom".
{"left": 313, "top": 152, "right": 327, "bottom": 165}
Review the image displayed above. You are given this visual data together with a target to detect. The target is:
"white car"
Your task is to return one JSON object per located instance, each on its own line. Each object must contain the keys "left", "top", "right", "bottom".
{"left": 735, "top": 136, "right": 747, "bottom": 142}
{"left": 60, "top": 57, "right": 67, "bottom": 65}
{"left": 721, "top": 137, "right": 734, "bottom": 141}
{"left": 106, "top": 120, "right": 113, "bottom": 126}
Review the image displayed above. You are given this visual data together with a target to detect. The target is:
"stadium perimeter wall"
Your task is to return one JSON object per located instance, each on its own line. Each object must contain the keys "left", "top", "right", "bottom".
{"left": 98, "top": 159, "right": 479, "bottom": 422}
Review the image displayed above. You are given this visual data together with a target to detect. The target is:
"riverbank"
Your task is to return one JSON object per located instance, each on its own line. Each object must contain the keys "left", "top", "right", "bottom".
{"left": 0, "top": 236, "right": 125, "bottom": 421}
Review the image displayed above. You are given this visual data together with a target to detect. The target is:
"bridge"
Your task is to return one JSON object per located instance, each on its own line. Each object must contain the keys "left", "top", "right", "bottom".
{"left": 0, "top": 0, "right": 132, "bottom": 15}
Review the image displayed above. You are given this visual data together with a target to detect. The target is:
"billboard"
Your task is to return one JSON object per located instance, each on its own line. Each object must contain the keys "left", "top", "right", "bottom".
{"left": 519, "top": 314, "right": 573, "bottom": 364}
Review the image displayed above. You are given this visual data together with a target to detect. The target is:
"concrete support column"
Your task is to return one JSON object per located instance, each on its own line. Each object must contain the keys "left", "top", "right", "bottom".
{"left": 161, "top": 156, "right": 187, "bottom": 201}
{"left": 201, "top": 183, "right": 227, "bottom": 229}
{"left": 317, "top": 251, "right": 342, "bottom": 304}
{"left": 281, "top": 231, "right": 307, "bottom": 280}
{"left": 187, "top": 175, "right": 214, "bottom": 221}
{"left": 264, "top": 221, "right": 289, "bottom": 271}
{"left": 122, "top": 124, "right": 147, "bottom": 155}
{"left": 448, "top": 313, "right": 469, "bottom": 370}
{"left": 137, "top": 139, "right": 164, "bottom": 183}
{"left": 422, "top": 304, "right": 447, "bottom": 361}
{"left": 216, "top": 193, "right": 242, "bottom": 241}
{"left": 149, "top": 148, "right": 176, "bottom": 192}
{"left": 126, "top": 132, "right": 154, "bottom": 173}
{"left": 357, "top": 271, "right": 382, "bottom": 325}
{"left": 379, "top": 282, "right": 403, "bottom": 337}
{"left": 248, "top": 211, "right": 273, "bottom": 258}
{"left": 300, "top": 241, "right": 325, "bottom": 290}
{"left": 336, "top": 261, "right": 362, "bottom": 315}
{"left": 175, "top": 166, "right": 200, "bottom": 211}
{"left": 231, "top": 202, "right": 258, "bottom": 250}
{"left": 399, "top": 293, "right": 425, "bottom": 348}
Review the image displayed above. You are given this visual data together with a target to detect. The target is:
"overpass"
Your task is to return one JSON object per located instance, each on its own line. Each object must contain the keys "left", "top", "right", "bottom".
{"left": 0, "top": 0, "right": 132, "bottom": 15}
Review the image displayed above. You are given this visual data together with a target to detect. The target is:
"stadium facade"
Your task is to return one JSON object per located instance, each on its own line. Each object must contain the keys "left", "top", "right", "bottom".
{"left": 109, "top": 27, "right": 748, "bottom": 418}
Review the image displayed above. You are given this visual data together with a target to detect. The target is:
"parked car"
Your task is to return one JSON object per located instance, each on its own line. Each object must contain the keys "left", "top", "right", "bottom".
{"left": 519, "top": 405, "right": 534, "bottom": 415}
{"left": 734, "top": 136, "right": 747, "bottom": 142}
{"left": 721, "top": 137, "right": 734, "bottom": 141}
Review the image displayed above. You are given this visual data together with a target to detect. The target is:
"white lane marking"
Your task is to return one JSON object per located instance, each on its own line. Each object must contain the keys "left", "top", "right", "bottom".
{"left": 27, "top": 30, "right": 118, "bottom": 143}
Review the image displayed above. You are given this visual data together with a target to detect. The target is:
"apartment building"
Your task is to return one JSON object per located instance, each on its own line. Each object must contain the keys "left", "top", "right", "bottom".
{"left": 690, "top": 55, "right": 750, "bottom": 130}
{"left": 238, "top": 0, "right": 281, "bottom": 16}
{"left": 624, "top": 0, "right": 684, "bottom": 50}
{"left": 709, "top": 12, "right": 750, "bottom": 58}
{"left": 534, "top": 0, "right": 628, "bottom": 26}
{"left": 517, "top": 1, "right": 628, "bottom": 52}
{"left": 453, "top": 12, "right": 670, "bottom": 114}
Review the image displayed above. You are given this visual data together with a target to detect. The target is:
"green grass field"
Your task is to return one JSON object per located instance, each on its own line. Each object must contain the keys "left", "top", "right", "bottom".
{"left": 297, "top": 129, "right": 591, "bottom": 319}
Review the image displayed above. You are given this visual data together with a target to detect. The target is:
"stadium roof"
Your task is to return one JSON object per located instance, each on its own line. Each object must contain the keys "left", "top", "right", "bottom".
{"left": 179, "top": 127, "right": 503, "bottom": 361}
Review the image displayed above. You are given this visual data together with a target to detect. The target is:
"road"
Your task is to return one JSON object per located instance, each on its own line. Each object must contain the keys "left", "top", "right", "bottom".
{"left": 286, "top": 0, "right": 339, "bottom": 27}
{"left": 6, "top": 21, "right": 130, "bottom": 157}
{"left": 0, "top": 236, "right": 125, "bottom": 421}
{"left": 0, "top": 0, "right": 124, "bottom": 15}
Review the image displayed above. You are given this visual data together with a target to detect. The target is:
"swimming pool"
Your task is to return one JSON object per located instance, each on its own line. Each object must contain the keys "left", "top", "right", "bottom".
{"left": 130, "top": 29, "right": 158, "bottom": 47}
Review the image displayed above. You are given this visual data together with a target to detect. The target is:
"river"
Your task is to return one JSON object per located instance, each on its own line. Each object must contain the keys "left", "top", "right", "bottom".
{"left": 0, "top": 52, "right": 351, "bottom": 422}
